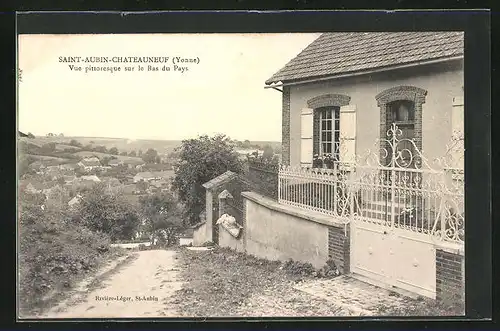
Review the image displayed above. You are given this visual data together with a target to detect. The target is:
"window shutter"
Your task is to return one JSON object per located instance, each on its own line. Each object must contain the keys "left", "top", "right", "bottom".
{"left": 300, "top": 108, "right": 314, "bottom": 167}
{"left": 339, "top": 105, "right": 357, "bottom": 165}
{"left": 451, "top": 96, "right": 464, "bottom": 170}
{"left": 312, "top": 110, "right": 320, "bottom": 157}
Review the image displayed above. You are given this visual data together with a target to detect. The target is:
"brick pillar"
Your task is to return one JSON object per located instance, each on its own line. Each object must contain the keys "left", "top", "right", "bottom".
{"left": 379, "top": 103, "right": 388, "bottom": 164}
{"left": 414, "top": 102, "right": 423, "bottom": 152}
{"left": 327, "top": 225, "right": 350, "bottom": 274}
{"left": 282, "top": 86, "right": 291, "bottom": 165}
{"left": 436, "top": 248, "right": 465, "bottom": 304}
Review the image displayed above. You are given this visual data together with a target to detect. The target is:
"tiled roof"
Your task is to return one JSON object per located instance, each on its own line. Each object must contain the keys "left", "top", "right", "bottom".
{"left": 265, "top": 32, "right": 464, "bottom": 85}
{"left": 202, "top": 171, "right": 238, "bottom": 190}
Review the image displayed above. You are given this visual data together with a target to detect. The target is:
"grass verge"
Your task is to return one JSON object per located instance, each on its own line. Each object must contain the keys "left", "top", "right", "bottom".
{"left": 173, "top": 247, "right": 345, "bottom": 317}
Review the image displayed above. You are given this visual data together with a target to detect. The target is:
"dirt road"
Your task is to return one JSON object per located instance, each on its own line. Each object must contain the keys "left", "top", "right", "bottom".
{"left": 42, "top": 250, "right": 183, "bottom": 318}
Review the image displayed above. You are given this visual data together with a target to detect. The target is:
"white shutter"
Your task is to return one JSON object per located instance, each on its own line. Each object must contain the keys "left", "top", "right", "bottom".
{"left": 339, "top": 105, "right": 357, "bottom": 165}
{"left": 451, "top": 96, "right": 464, "bottom": 170}
{"left": 300, "top": 108, "right": 314, "bottom": 167}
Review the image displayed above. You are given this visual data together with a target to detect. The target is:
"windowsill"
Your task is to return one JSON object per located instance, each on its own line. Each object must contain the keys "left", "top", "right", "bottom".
{"left": 392, "top": 120, "right": 415, "bottom": 126}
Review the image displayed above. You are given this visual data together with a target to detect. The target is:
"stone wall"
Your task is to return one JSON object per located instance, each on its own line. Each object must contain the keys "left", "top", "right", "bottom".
{"left": 242, "top": 191, "right": 348, "bottom": 269}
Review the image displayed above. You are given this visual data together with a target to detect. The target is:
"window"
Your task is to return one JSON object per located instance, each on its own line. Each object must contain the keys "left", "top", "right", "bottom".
{"left": 387, "top": 100, "right": 416, "bottom": 166}
{"left": 375, "top": 86, "right": 427, "bottom": 169}
{"left": 388, "top": 100, "right": 415, "bottom": 124}
{"left": 318, "top": 107, "right": 340, "bottom": 159}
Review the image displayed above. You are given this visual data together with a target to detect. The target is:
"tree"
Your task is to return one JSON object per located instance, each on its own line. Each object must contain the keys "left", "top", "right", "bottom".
{"left": 93, "top": 145, "right": 107, "bottom": 153}
{"left": 69, "top": 139, "right": 82, "bottom": 147}
{"left": 138, "top": 150, "right": 143, "bottom": 157}
{"left": 120, "top": 151, "right": 128, "bottom": 156}
{"left": 262, "top": 144, "right": 274, "bottom": 161}
{"left": 142, "top": 148, "right": 158, "bottom": 164}
{"left": 18, "top": 154, "right": 35, "bottom": 177}
{"left": 136, "top": 180, "right": 148, "bottom": 192}
{"left": 109, "top": 147, "right": 119, "bottom": 155}
{"left": 27, "top": 132, "right": 35, "bottom": 139}
{"left": 59, "top": 133, "right": 64, "bottom": 137}
{"left": 139, "top": 192, "right": 183, "bottom": 246}
{"left": 76, "top": 184, "right": 140, "bottom": 242}
{"left": 129, "top": 151, "right": 137, "bottom": 157}
{"left": 242, "top": 139, "right": 251, "bottom": 149}
{"left": 41, "top": 142, "right": 57, "bottom": 154}
{"left": 101, "top": 156, "right": 116, "bottom": 166}
{"left": 155, "top": 156, "right": 161, "bottom": 164}
{"left": 171, "top": 134, "right": 243, "bottom": 225}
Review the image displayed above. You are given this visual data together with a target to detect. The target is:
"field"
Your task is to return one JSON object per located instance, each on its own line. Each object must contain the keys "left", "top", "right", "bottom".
{"left": 73, "top": 151, "right": 144, "bottom": 164}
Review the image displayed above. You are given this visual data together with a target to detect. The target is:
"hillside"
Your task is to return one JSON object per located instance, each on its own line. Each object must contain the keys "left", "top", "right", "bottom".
{"left": 55, "top": 144, "right": 82, "bottom": 152}
{"left": 26, "top": 136, "right": 281, "bottom": 155}
{"left": 31, "top": 137, "right": 182, "bottom": 155}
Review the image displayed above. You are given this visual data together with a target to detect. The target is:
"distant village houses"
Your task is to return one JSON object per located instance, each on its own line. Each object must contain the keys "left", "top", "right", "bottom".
{"left": 77, "top": 157, "right": 102, "bottom": 171}
{"left": 109, "top": 159, "right": 124, "bottom": 167}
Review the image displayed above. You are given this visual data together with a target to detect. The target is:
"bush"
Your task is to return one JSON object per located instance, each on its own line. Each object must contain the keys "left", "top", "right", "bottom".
{"left": 18, "top": 193, "right": 114, "bottom": 313}
{"left": 75, "top": 184, "right": 141, "bottom": 242}
{"left": 282, "top": 258, "right": 340, "bottom": 278}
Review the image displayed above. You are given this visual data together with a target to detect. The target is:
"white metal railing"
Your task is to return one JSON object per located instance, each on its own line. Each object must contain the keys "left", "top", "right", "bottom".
{"left": 278, "top": 163, "right": 352, "bottom": 221}
{"left": 277, "top": 123, "right": 464, "bottom": 244}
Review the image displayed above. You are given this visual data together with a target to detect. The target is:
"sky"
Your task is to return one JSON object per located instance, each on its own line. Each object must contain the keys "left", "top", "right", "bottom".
{"left": 18, "top": 33, "right": 321, "bottom": 141}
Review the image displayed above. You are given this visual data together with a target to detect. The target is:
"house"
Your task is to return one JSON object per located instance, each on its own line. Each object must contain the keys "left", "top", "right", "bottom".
{"left": 109, "top": 159, "right": 124, "bottom": 167}
{"left": 267, "top": 32, "right": 464, "bottom": 299}
{"left": 133, "top": 171, "right": 163, "bottom": 183}
{"left": 201, "top": 33, "right": 465, "bottom": 304}
{"left": 77, "top": 157, "right": 102, "bottom": 170}
{"left": 265, "top": 32, "right": 464, "bottom": 169}
{"left": 59, "top": 163, "right": 78, "bottom": 171}
{"left": 80, "top": 175, "right": 101, "bottom": 182}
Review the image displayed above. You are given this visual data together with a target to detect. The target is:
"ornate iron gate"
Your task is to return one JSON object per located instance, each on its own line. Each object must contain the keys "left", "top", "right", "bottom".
{"left": 348, "top": 123, "right": 464, "bottom": 298}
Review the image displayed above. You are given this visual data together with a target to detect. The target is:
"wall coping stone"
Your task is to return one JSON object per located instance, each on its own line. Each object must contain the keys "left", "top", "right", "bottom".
{"left": 436, "top": 241, "right": 465, "bottom": 256}
{"left": 241, "top": 191, "right": 346, "bottom": 229}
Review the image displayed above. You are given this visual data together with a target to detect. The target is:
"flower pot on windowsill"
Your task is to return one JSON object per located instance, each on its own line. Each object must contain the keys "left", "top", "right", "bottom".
{"left": 312, "top": 159, "right": 323, "bottom": 168}
{"left": 324, "top": 160, "right": 335, "bottom": 169}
